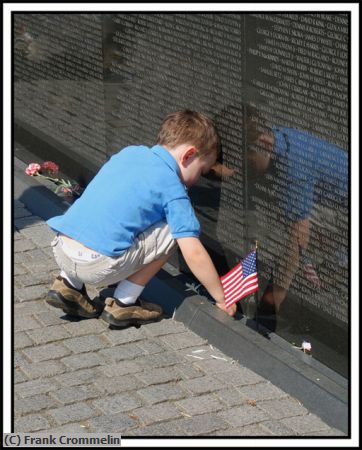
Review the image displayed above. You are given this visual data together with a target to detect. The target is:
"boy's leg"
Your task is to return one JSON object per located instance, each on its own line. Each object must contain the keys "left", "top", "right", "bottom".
{"left": 113, "top": 256, "right": 168, "bottom": 305}
{"left": 48, "top": 222, "right": 175, "bottom": 324}
{"left": 47, "top": 235, "right": 104, "bottom": 318}
{"left": 127, "top": 256, "right": 168, "bottom": 285}
{"left": 101, "top": 256, "right": 171, "bottom": 327}
{"left": 101, "top": 222, "right": 176, "bottom": 327}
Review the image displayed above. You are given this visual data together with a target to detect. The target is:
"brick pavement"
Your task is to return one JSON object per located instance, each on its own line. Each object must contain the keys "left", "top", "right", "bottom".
{"left": 12, "top": 199, "right": 346, "bottom": 437}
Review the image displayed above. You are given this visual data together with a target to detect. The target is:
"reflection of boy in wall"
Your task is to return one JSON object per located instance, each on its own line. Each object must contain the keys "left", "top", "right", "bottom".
{"left": 246, "top": 105, "right": 348, "bottom": 314}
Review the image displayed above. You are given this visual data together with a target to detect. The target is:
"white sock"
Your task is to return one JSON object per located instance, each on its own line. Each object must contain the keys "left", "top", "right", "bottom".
{"left": 60, "top": 270, "right": 84, "bottom": 291}
{"left": 113, "top": 279, "right": 144, "bottom": 305}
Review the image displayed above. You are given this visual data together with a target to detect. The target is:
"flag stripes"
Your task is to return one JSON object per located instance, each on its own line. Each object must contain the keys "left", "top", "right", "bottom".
{"left": 220, "top": 250, "right": 259, "bottom": 308}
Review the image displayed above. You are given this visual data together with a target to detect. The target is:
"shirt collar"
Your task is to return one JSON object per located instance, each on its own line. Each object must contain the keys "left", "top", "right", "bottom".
{"left": 151, "top": 145, "right": 181, "bottom": 177}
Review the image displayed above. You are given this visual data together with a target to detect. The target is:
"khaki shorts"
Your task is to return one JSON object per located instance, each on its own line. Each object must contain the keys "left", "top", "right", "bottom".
{"left": 51, "top": 221, "right": 177, "bottom": 287}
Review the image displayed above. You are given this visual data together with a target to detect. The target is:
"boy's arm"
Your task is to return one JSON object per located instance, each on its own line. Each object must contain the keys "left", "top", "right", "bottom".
{"left": 176, "top": 237, "right": 237, "bottom": 317}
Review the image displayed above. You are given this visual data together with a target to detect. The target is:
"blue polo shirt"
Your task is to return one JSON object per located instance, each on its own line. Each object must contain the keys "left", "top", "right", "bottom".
{"left": 47, "top": 145, "right": 200, "bottom": 256}
{"left": 273, "top": 127, "right": 348, "bottom": 222}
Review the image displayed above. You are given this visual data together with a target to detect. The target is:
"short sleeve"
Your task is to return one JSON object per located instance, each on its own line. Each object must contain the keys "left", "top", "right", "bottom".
{"left": 164, "top": 197, "right": 201, "bottom": 239}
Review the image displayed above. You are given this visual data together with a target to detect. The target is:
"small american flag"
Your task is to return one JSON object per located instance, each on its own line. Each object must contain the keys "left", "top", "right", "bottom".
{"left": 220, "top": 250, "right": 259, "bottom": 308}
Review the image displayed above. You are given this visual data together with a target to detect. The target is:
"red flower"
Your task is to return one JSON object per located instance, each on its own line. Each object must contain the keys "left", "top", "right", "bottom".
{"left": 25, "top": 163, "right": 41, "bottom": 176}
{"left": 25, "top": 161, "right": 82, "bottom": 199}
{"left": 41, "top": 161, "right": 59, "bottom": 174}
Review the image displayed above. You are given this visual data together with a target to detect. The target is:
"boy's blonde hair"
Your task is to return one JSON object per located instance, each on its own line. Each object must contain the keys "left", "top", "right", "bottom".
{"left": 157, "top": 110, "right": 220, "bottom": 157}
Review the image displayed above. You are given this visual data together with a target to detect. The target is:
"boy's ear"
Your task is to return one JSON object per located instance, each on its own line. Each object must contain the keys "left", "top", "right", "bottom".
{"left": 181, "top": 146, "right": 198, "bottom": 164}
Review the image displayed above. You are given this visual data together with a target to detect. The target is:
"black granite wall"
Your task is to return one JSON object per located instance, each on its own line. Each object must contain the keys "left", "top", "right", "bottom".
{"left": 14, "top": 13, "right": 349, "bottom": 376}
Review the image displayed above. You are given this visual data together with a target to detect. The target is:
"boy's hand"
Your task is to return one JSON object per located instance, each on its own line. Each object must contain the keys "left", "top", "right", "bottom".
{"left": 210, "top": 163, "right": 235, "bottom": 178}
{"left": 216, "top": 302, "right": 237, "bottom": 317}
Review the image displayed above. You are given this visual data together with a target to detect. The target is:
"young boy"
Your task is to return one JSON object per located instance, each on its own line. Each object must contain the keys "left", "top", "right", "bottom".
{"left": 46, "top": 110, "right": 237, "bottom": 327}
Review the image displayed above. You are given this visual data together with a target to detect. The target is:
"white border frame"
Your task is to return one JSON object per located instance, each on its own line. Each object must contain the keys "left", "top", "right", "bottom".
{"left": 3, "top": 3, "right": 359, "bottom": 447}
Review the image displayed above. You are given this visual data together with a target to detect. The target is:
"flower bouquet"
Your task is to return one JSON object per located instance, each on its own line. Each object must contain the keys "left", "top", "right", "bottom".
{"left": 25, "top": 161, "right": 83, "bottom": 197}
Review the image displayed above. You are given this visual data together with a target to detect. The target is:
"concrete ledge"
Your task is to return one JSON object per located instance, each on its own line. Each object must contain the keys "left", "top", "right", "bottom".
{"left": 14, "top": 155, "right": 349, "bottom": 434}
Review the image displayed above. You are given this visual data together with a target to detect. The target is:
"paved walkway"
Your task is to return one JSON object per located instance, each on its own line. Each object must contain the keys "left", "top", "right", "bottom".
{"left": 13, "top": 198, "right": 345, "bottom": 437}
